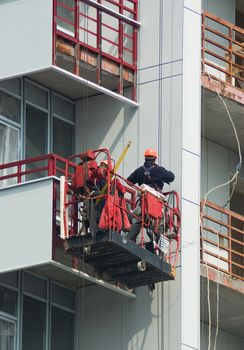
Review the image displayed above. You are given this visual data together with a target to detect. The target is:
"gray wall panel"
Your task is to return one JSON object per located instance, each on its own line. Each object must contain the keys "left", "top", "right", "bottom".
{"left": 162, "top": 0, "right": 183, "bottom": 63}
{"left": 201, "top": 322, "right": 244, "bottom": 350}
{"left": 0, "top": 0, "right": 52, "bottom": 80}
{"left": 78, "top": 285, "right": 166, "bottom": 350}
{"left": 0, "top": 179, "right": 53, "bottom": 272}
{"left": 138, "top": 0, "right": 160, "bottom": 69}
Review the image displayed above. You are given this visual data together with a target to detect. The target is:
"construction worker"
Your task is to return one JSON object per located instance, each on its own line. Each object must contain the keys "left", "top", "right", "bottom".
{"left": 127, "top": 148, "right": 175, "bottom": 191}
{"left": 126, "top": 148, "right": 175, "bottom": 242}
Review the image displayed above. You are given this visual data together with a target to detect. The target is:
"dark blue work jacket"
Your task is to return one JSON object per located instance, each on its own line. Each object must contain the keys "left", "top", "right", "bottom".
{"left": 127, "top": 161, "right": 175, "bottom": 190}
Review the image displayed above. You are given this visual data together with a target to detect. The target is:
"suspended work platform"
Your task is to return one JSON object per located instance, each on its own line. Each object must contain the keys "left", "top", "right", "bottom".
{"left": 65, "top": 230, "right": 175, "bottom": 289}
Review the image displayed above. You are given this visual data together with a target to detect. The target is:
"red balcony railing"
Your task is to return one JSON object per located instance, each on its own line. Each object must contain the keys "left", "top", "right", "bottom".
{"left": 202, "top": 11, "right": 244, "bottom": 92}
{"left": 0, "top": 154, "right": 76, "bottom": 185}
{"left": 53, "top": 0, "right": 139, "bottom": 101}
{"left": 201, "top": 200, "right": 244, "bottom": 281}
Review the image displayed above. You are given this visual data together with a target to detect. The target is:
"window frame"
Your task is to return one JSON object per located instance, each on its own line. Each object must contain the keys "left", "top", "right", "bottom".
{"left": 0, "top": 314, "right": 17, "bottom": 350}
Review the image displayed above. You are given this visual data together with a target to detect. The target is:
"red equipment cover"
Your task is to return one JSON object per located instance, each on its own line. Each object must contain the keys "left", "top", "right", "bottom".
{"left": 98, "top": 193, "right": 131, "bottom": 232}
{"left": 71, "top": 160, "right": 98, "bottom": 189}
{"left": 145, "top": 192, "right": 163, "bottom": 219}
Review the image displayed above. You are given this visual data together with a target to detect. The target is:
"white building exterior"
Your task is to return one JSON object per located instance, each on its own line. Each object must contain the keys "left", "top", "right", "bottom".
{"left": 0, "top": 1, "right": 243, "bottom": 350}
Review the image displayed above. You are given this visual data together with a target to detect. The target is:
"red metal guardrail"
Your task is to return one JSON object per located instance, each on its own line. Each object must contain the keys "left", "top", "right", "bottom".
{"left": 202, "top": 11, "right": 244, "bottom": 91}
{"left": 53, "top": 0, "right": 138, "bottom": 100}
{"left": 0, "top": 154, "right": 76, "bottom": 185}
{"left": 201, "top": 200, "right": 244, "bottom": 281}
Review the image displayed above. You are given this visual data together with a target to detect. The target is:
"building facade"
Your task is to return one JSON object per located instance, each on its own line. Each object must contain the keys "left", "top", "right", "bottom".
{"left": 0, "top": 0, "right": 243, "bottom": 350}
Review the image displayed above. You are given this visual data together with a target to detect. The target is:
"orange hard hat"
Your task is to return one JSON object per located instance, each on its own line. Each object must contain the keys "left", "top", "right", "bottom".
{"left": 144, "top": 148, "right": 157, "bottom": 158}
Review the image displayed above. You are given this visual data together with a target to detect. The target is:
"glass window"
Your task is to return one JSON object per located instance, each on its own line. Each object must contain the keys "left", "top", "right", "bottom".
{"left": 57, "top": 0, "right": 75, "bottom": 36}
{"left": 51, "top": 307, "right": 74, "bottom": 350}
{"left": 23, "top": 272, "right": 47, "bottom": 300}
{"left": 0, "top": 286, "right": 17, "bottom": 316}
{"left": 0, "top": 78, "right": 21, "bottom": 96}
{"left": 52, "top": 283, "right": 75, "bottom": 310}
{"left": 22, "top": 296, "right": 46, "bottom": 350}
{"left": 0, "top": 318, "right": 16, "bottom": 350}
{"left": 26, "top": 105, "right": 48, "bottom": 159}
{"left": 26, "top": 82, "right": 48, "bottom": 110}
{"left": 53, "top": 117, "right": 74, "bottom": 158}
{"left": 0, "top": 123, "right": 19, "bottom": 164}
{"left": 0, "top": 91, "right": 20, "bottom": 124}
{"left": 0, "top": 123, "right": 19, "bottom": 187}
{"left": 53, "top": 94, "right": 75, "bottom": 123}
{"left": 0, "top": 272, "right": 18, "bottom": 289}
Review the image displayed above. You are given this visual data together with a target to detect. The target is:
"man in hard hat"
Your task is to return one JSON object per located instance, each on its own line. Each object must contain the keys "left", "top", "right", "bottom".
{"left": 127, "top": 148, "right": 175, "bottom": 191}
{"left": 126, "top": 148, "right": 175, "bottom": 242}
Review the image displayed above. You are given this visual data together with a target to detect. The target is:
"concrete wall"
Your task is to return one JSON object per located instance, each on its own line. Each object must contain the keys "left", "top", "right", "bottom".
{"left": 201, "top": 322, "right": 244, "bottom": 350}
{"left": 0, "top": 0, "right": 52, "bottom": 80}
{"left": 75, "top": 0, "right": 202, "bottom": 350}
{"left": 0, "top": 178, "right": 53, "bottom": 273}
{"left": 201, "top": 138, "right": 244, "bottom": 207}
{"left": 203, "top": 0, "right": 236, "bottom": 22}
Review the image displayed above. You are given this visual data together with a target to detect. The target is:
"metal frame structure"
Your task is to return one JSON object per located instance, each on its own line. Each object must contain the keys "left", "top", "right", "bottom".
{"left": 52, "top": 0, "right": 139, "bottom": 101}
{"left": 0, "top": 152, "right": 180, "bottom": 289}
{"left": 202, "top": 11, "right": 244, "bottom": 100}
{"left": 201, "top": 200, "right": 244, "bottom": 282}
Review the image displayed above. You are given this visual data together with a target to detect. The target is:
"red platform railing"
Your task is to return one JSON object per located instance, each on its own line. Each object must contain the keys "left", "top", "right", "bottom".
{"left": 0, "top": 154, "right": 76, "bottom": 184}
{"left": 202, "top": 11, "right": 244, "bottom": 91}
{"left": 201, "top": 200, "right": 244, "bottom": 281}
{"left": 53, "top": 0, "right": 139, "bottom": 100}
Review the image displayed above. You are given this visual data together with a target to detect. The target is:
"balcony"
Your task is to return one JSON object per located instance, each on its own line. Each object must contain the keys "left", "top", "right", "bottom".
{"left": 201, "top": 200, "right": 244, "bottom": 282}
{"left": 202, "top": 11, "right": 244, "bottom": 104}
{"left": 201, "top": 11, "right": 244, "bottom": 155}
{"left": 200, "top": 200, "right": 244, "bottom": 338}
{"left": 0, "top": 0, "right": 139, "bottom": 106}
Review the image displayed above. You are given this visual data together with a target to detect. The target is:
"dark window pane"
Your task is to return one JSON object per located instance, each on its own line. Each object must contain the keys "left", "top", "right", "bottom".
{"left": 53, "top": 95, "right": 75, "bottom": 122}
{"left": 0, "top": 78, "right": 21, "bottom": 96}
{"left": 23, "top": 272, "right": 47, "bottom": 300}
{"left": 53, "top": 117, "right": 74, "bottom": 158}
{"left": 25, "top": 105, "right": 48, "bottom": 180}
{"left": 0, "top": 272, "right": 18, "bottom": 289}
{"left": 52, "top": 283, "right": 75, "bottom": 310}
{"left": 0, "top": 91, "right": 20, "bottom": 124}
{"left": 51, "top": 307, "right": 74, "bottom": 350}
{"left": 26, "top": 82, "right": 48, "bottom": 110}
{"left": 26, "top": 105, "right": 47, "bottom": 158}
{"left": 22, "top": 296, "right": 46, "bottom": 350}
{"left": 0, "top": 286, "right": 17, "bottom": 316}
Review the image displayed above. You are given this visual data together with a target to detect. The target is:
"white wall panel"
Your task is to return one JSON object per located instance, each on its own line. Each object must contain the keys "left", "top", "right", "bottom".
{"left": 162, "top": 0, "right": 184, "bottom": 62}
{"left": 182, "top": 150, "right": 200, "bottom": 204}
{"left": 0, "top": 179, "right": 53, "bottom": 272}
{"left": 181, "top": 200, "right": 200, "bottom": 349}
{"left": 0, "top": 0, "right": 52, "bottom": 80}
{"left": 184, "top": 0, "right": 201, "bottom": 14}
{"left": 181, "top": 4, "right": 201, "bottom": 350}
{"left": 182, "top": 9, "right": 201, "bottom": 155}
{"left": 138, "top": 0, "right": 160, "bottom": 69}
